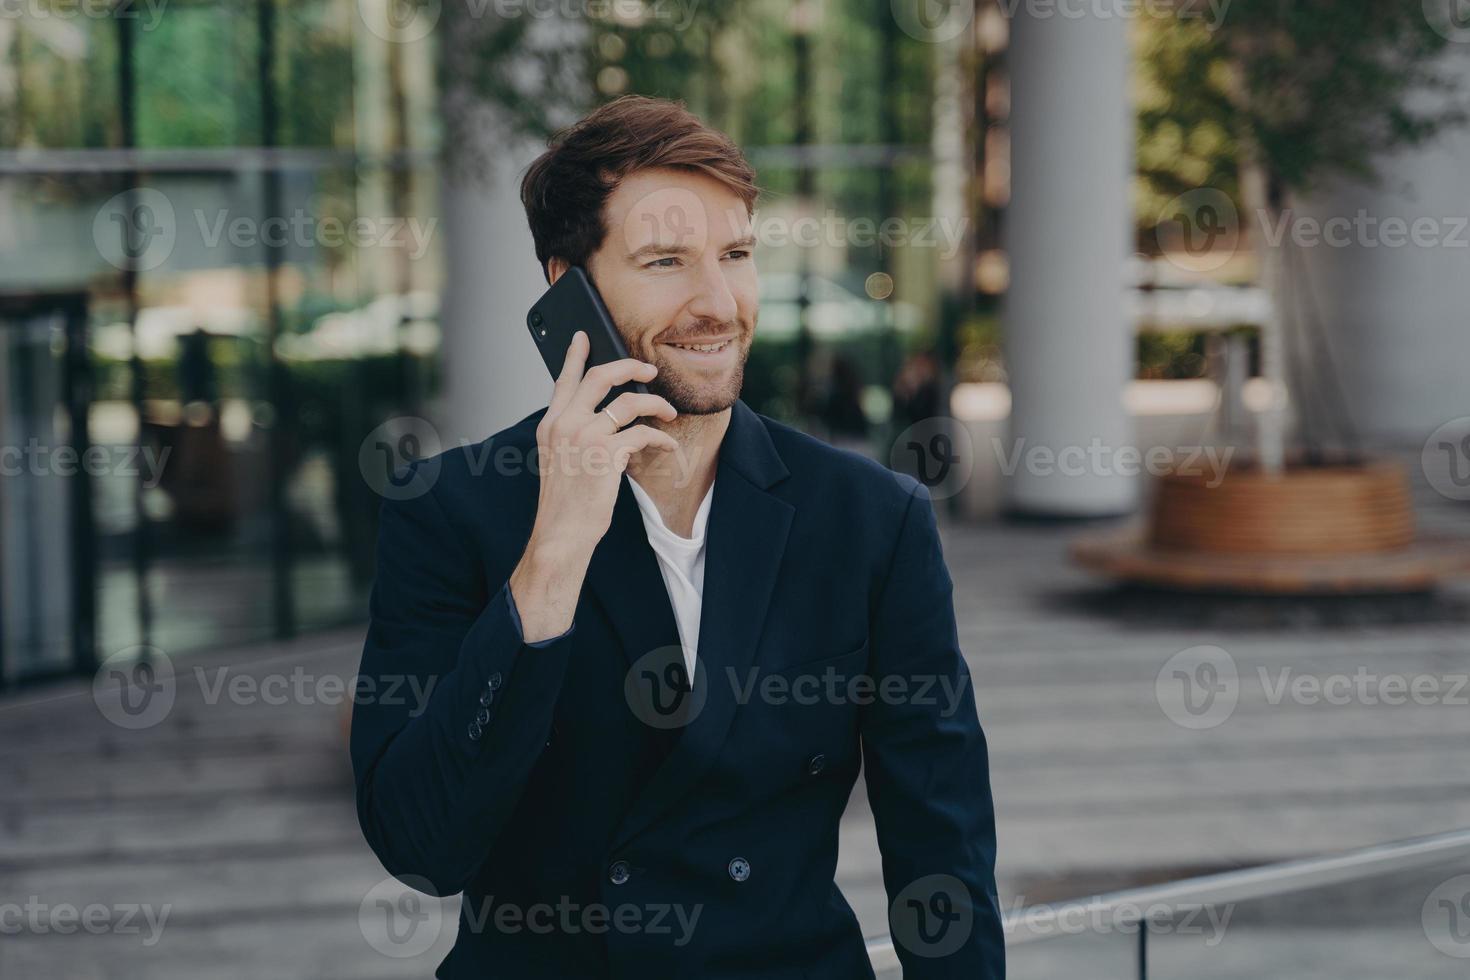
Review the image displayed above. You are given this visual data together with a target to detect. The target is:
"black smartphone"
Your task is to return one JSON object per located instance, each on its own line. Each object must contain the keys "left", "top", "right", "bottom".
{"left": 527, "top": 266, "right": 648, "bottom": 410}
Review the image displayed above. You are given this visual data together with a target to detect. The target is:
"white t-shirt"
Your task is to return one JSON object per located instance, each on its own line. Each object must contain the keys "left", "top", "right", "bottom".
{"left": 627, "top": 475, "right": 714, "bottom": 683}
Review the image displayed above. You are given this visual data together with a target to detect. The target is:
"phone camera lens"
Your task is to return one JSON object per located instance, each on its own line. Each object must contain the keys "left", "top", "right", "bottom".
{"left": 529, "top": 311, "right": 544, "bottom": 328}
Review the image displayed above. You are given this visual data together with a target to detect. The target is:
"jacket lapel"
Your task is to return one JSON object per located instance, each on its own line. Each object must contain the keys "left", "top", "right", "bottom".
{"left": 611, "top": 400, "right": 793, "bottom": 850}
{"left": 584, "top": 478, "right": 684, "bottom": 672}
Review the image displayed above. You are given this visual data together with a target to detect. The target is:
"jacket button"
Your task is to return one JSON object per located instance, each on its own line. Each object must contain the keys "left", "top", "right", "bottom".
{"left": 467, "top": 721, "right": 483, "bottom": 742}
{"left": 475, "top": 707, "right": 491, "bottom": 727}
{"left": 608, "top": 860, "right": 631, "bottom": 886}
{"left": 478, "top": 689, "right": 493, "bottom": 707}
{"left": 806, "top": 753, "right": 826, "bottom": 776}
{"left": 487, "top": 672, "right": 504, "bottom": 691}
{"left": 728, "top": 857, "right": 751, "bottom": 882}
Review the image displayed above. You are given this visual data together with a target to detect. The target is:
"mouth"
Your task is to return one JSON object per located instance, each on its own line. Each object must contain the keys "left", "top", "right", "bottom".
{"left": 660, "top": 335, "right": 737, "bottom": 357}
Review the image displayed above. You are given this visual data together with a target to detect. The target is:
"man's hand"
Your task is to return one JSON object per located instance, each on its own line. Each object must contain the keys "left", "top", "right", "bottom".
{"left": 509, "top": 331, "right": 678, "bottom": 642}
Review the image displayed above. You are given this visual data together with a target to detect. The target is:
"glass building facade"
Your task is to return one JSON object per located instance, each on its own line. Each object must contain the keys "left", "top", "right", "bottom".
{"left": 1, "top": 0, "right": 980, "bottom": 685}
{"left": 0, "top": 1, "right": 441, "bottom": 684}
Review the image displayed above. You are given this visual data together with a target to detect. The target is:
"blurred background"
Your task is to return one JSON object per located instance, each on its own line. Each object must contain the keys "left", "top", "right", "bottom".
{"left": 3, "top": 1, "right": 1470, "bottom": 977}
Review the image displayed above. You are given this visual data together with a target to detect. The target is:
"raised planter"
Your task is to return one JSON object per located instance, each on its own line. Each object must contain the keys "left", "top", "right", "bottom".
{"left": 1148, "top": 460, "right": 1415, "bottom": 555}
{"left": 1073, "top": 459, "right": 1470, "bottom": 594}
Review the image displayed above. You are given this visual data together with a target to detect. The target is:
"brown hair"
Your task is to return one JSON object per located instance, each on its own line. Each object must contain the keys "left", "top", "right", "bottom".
{"left": 520, "top": 95, "right": 760, "bottom": 280}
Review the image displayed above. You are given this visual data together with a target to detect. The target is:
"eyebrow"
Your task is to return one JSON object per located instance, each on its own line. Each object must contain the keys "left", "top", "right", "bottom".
{"left": 626, "top": 235, "right": 757, "bottom": 262}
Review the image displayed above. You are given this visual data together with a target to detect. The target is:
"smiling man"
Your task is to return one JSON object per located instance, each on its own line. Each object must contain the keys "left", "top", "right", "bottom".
{"left": 351, "top": 96, "right": 1004, "bottom": 979}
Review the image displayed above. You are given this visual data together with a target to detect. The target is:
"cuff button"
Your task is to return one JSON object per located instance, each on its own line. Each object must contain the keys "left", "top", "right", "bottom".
{"left": 467, "top": 721, "right": 483, "bottom": 741}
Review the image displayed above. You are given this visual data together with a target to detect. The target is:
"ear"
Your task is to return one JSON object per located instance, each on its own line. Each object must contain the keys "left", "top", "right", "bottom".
{"left": 546, "top": 257, "right": 569, "bottom": 285}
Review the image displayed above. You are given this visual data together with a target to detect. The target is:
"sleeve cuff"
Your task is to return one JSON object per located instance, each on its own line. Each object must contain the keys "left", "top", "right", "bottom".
{"left": 502, "top": 581, "right": 575, "bottom": 649}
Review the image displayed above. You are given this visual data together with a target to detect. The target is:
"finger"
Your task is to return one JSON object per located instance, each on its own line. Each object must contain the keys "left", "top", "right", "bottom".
{"left": 547, "top": 332, "right": 589, "bottom": 419}
{"left": 569, "top": 358, "right": 659, "bottom": 415}
{"left": 598, "top": 392, "right": 678, "bottom": 432}
{"left": 609, "top": 424, "right": 680, "bottom": 466}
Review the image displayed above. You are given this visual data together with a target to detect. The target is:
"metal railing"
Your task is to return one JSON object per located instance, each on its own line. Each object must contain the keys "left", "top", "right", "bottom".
{"left": 865, "top": 827, "right": 1470, "bottom": 978}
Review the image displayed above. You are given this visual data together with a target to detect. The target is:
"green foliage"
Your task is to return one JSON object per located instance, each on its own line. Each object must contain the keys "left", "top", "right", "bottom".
{"left": 136, "top": 5, "right": 260, "bottom": 147}
{"left": 1, "top": 15, "right": 119, "bottom": 148}
{"left": 1138, "top": 2, "right": 1467, "bottom": 211}
{"left": 1211, "top": 0, "right": 1465, "bottom": 192}
{"left": 1136, "top": 19, "right": 1242, "bottom": 229}
{"left": 1136, "top": 328, "right": 1208, "bottom": 380}
{"left": 1, "top": 2, "right": 356, "bottom": 151}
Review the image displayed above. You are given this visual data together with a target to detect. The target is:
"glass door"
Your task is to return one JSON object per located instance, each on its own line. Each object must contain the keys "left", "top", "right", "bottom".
{"left": 0, "top": 292, "right": 95, "bottom": 686}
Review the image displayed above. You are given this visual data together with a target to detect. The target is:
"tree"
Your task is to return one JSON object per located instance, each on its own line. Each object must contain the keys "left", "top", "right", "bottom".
{"left": 1139, "top": 3, "right": 1467, "bottom": 471}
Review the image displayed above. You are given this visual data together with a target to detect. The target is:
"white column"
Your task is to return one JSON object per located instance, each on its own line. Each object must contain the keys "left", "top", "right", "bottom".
{"left": 436, "top": 16, "right": 587, "bottom": 448}
{"left": 1294, "top": 50, "right": 1470, "bottom": 444}
{"left": 1002, "top": 8, "right": 1136, "bottom": 516}
{"left": 437, "top": 146, "right": 556, "bottom": 446}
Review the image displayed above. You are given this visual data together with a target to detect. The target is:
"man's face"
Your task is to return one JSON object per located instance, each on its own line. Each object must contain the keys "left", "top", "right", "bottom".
{"left": 580, "top": 167, "right": 759, "bottom": 415}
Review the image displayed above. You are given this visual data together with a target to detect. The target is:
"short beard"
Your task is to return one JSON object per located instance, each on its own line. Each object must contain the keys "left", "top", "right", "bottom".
{"left": 646, "top": 351, "right": 746, "bottom": 415}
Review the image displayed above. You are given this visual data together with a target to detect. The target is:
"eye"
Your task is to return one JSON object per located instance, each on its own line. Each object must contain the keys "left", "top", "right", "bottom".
{"left": 724, "top": 249, "right": 752, "bottom": 261}
{"left": 646, "top": 256, "right": 680, "bottom": 269}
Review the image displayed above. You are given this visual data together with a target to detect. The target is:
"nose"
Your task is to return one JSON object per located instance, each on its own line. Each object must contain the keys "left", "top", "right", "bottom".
{"left": 687, "top": 256, "right": 739, "bottom": 326}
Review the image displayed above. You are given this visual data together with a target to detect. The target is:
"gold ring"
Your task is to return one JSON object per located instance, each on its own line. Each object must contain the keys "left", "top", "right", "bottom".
{"left": 602, "top": 406, "right": 625, "bottom": 430}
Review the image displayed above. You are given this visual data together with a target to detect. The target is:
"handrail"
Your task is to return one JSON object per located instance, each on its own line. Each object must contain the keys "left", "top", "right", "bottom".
{"left": 865, "top": 826, "right": 1470, "bottom": 972}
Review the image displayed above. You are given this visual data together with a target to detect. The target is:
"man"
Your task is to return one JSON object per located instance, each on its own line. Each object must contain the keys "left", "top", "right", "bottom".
{"left": 351, "top": 95, "right": 1004, "bottom": 979}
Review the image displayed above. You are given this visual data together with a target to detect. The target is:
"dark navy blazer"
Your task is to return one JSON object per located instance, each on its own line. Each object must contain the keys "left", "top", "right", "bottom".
{"left": 351, "top": 400, "right": 1004, "bottom": 979}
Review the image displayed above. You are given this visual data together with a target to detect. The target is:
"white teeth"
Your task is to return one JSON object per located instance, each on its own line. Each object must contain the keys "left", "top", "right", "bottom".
{"left": 671, "top": 341, "right": 728, "bottom": 352}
